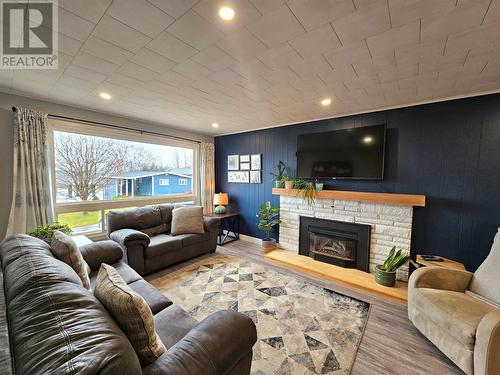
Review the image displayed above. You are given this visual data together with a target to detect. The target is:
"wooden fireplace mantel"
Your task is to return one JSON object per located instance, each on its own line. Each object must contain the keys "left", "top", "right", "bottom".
{"left": 272, "top": 188, "right": 426, "bottom": 207}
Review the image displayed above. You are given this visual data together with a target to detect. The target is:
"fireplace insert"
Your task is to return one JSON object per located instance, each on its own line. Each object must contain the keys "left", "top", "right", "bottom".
{"left": 299, "top": 217, "right": 370, "bottom": 272}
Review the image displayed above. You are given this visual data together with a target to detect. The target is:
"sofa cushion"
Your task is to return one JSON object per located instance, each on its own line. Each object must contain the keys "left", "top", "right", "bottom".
{"left": 128, "top": 279, "right": 172, "bottom": 314}
{"left": 158, "top": 204, "right": 174, "bottom": 232}
{"left": 141, "top": 223, "right": 169, "bottom": 237}
{"left": 154, "top": 304, "right": 197, "bottom": 349}
{"left": 469, "top": 229, "right": 500, "bottom": 305}
{"left": 176, "top": 232, "right": 210, "bottom": 247}
{"left": 413, "top": 287, "right": 496, "bottom": 347}
{"left": 50, "top": 230, "right": 91, "bottom": 290}
{"left": 89, "top": 261, "right": 142, "bottom": 290}
{"left": 107, "top": 206, "right": 162, "bottom": 233}
{"left": 94, "top": 264, "right": 166, "bottom": 366}
{"left": 146, "top": 235, "right": 183, "bottom": 259}
{"left": 171, "top": 206, "right": 205, "bottom": 235}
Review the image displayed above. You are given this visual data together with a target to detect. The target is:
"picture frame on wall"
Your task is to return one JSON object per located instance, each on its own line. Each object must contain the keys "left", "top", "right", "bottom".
{"left": 240, "top": 154, "right": 250, "bottom": 162}
{"left": 240, "top": 162, "right": 250, "bottom": 170}
{"left": 227, "top": 155, "right": 239, "bottom": 170}
{"left": 250, "top": 171, "right": 261, "bottom": 184}
{"left": 251, "top": 154, "right": 261, "bottom": 170}
{"left": 228, "top": 171, "right": 250, "bottom": 183}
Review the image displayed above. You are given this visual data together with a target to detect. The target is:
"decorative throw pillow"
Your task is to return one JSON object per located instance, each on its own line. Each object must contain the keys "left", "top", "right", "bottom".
{"left": 51, "top": 230, "right": 91, "bottom": 290}
{"left": 94, "top": 264, "right": 166, "bottom": 366}
{"left": 141, "top": 223, "right": 168, "bottom": 237}
{"left": 170, "top": 206, "right": 205, "bottom": 235}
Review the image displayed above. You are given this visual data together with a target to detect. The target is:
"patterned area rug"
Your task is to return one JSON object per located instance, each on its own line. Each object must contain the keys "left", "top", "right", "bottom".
{"left": 149, "top": 254, "right": 370, "bottom": 375}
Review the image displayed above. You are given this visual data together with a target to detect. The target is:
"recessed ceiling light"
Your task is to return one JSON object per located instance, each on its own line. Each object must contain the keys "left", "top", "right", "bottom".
{"left": 99, "top": 92, "right": 111, "bottom": 100}
{"left": 212, "top": 123, "right": 219, "bottom": 128}
{"left": 321, "top": 97, "right": 331, "bottom": 106}
{"left": 363, "top": 136, "right": 373, "bottom": 144}
{"left": 219, "top": 7, "right": 235, "bottom": 20}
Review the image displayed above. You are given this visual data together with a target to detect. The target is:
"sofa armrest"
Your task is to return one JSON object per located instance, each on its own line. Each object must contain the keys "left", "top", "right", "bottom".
{"left": 79, "top": 240, "right": 123, "bottom": 271}
{"left": 409, "top": 266, "right": 473, "bottom": 292}
{"left": 475, "top": 310, "right": 500, "bottom": 375}
{"left": 203, "top": 216, "right": 220, "bottom": 233}
{"left": 143, "top": 310, "right": 256, "bottom": 375}
{"left": 109, "top": 228, "right": 150, "bottom": 248}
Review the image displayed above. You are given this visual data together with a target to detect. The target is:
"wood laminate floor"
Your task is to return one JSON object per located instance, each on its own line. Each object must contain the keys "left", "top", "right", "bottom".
{"left": 217, "top": 240, "right": 463, "bottom": 375}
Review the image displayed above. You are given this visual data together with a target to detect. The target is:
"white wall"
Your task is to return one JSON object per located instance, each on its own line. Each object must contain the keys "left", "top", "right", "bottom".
{"left": 0, "top": 92, "right": 214, "bottom": 239}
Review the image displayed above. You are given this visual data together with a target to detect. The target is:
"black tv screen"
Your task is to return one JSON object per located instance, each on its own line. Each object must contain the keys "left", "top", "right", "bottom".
{"left": 297, "top": 124, "right": 386, "bottom": 180}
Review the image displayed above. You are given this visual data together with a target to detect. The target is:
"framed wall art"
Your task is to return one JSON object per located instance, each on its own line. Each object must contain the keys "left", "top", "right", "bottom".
{"left": 227, "top": 155, "right": 239, "bottom": 170}
{"left": 228, "top": 171, "right": 250, "bottom": 183}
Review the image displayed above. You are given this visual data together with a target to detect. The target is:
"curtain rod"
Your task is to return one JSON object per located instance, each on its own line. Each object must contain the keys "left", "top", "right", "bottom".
{"left": 11, "top": 106, "right": 202, "bottom": 144}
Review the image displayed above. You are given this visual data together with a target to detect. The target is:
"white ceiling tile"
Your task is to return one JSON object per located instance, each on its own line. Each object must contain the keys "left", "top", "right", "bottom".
{"left": 157, "top": 71, "right": 194, "bottom": 87}
{"left": 57, "top": 33, "right": 83, "bottom": 56}
{"left": 81, "top": 36, "right": 134, "bottom": 65}
{"left": 117, "top": 62, "right": 159, "bottom": 82}
{"left": 216, "top": 28, "right": 267, "bottom": 60}
{"left": 147, "top": 32, "right": 198, "bottom": 63}
{"left": 332, "top": 2, "right": 391, "bottom": 45}
{"left": 324, "top": 41, "right": 371, "bottom": 68}
{"left": 64, "top": 65, "right": 107, "bottom": 84}
{"left": 246, "top": 5, "right": 304, "bottom": 47}
{"left": 318, "top": 65, "right": 358, "bottom": 85}
{"left": 377, "top": 64, "right": 418, "bottom": 83}
{"left": 94, "top": 82, "right": 134, "bottom": 97}
{"left": 388, "top": 0, "right": 456, "bottom": 28}
{"left": 366, "top": 21, "right": 420, "bottom": 58}
{"left": 231, "top": 58, "right": 272, "bottom": 79}
{"left": 59, "top": 0, "right": 112, "bottom": 23}
{"left": 147, "top": 0, "right": 197, "bottom": 19}
{"left": 107, "top": 0, "right": 174, "bottom": 38}
{"left": 92, "top": 15, "right": 151, "bottom": 53}
{"left": 261, "top": 67, "right": 301, "bottom": 84}
{"left": 193, "top": 0, "right": 262, "bottom": 29}
{"left": 191, "top": 45, "right": 238, "bottom": 71}
{"left": 209, "top": 69, "right": 246, "bottom": 86}
{"left": 256, "top": 43, "right": 303, "bottom": 69}
{"left": 421, "top": 0, "right": 490, "bottom": 43}
{"left": 58, "top": 8, "right": 95, "bottom": 42}
{"left": 287, "top": 0, "right": 355, "bottom": 31}
{"left": 167, "top": 11, "right": 223, "bottom": 50}
{"left": 58, "top": 74, "right": 100, "bottom": 92}
{"left": 130, "top": 48, "right": 176, "bottom": 73}
{"left": 419, "top": 50, "right": 469, "bottom": 74}
{"left": 106, "top": 73, "right": 146, "bottom": 89}
{"left": 72, "top": 52, "right": 120, "bottom": 75}
{"left": 289, "top": 24, "right": 341, "bottom": 58}
{"left": 483, "top": 0, "right": 500, "bottom": 25}
{"left": 249, "top": 0, "right": 285, "bottom": 14}
{"left": 396, "top": 38, "right": 446, "bottom": 66}
{"left": 445, "top": 23, "right": 500, "bottom": 56}
{"left": 173, "top": 60, "right": 213, "bottom": 80}
{"left": 289, "top": 56, "right": 333, "bottom": 78}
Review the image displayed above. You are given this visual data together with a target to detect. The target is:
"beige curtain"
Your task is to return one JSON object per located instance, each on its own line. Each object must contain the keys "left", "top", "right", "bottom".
{"left": 7, "top": 107, "right": 54, "bottom": 235}
{"left": 200, "top": 142, "right": 215, "bottom": 214}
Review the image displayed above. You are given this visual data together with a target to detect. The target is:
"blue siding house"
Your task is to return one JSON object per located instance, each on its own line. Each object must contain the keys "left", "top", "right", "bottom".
{"left": 104, "top": 168, "right": 192, "bottom": 199}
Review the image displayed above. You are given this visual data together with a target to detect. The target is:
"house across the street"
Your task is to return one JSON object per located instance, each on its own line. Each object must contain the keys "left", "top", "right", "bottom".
{"left": 103, "top": 168, "right": 192, "bottom": 199}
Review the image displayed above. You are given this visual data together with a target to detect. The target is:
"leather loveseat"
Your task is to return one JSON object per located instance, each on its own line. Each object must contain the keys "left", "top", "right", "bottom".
{"left": 0, "top": 235, "right": 256, "bottom": 375}
{"left": 107, "top": 205, "right": 220, "bottom": 275}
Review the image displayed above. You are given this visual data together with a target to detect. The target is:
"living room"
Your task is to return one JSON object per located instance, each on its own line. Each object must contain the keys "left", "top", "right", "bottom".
{"left": 0, "top": 1, "right": 499, "bottom": 375}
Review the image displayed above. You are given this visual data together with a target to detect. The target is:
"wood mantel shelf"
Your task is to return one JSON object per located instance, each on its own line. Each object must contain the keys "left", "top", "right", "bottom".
{"left": 272, "top": 188, "right": 426, "bottom": 207}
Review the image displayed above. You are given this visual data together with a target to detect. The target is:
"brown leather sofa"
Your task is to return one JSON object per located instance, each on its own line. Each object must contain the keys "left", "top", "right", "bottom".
{"left": 0, "top": 235, "right": 256, "bottom": 375}
{"left": 107, "top": 204, "right": 220, "bottom": 275}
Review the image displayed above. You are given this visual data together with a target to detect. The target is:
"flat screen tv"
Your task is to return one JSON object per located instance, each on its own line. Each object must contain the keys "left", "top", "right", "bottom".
{"left": 297, "top": 124, "right": 386, "bottom": 180}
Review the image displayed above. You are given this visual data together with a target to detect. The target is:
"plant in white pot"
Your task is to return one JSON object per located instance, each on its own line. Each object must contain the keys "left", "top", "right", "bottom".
{"left": 271, "top": 161, "right": 287, "bottom": 188}
{"left": 374, "top": 247, "right": 410, "bottom": 287}
{"left": 256, "top": 201, "right": 281, "bottom": 252}
{"left": 283, "top": 173, "right": 294, "bottom": 190}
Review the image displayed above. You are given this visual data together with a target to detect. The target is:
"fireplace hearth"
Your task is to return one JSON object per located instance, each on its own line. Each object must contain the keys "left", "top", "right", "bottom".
{"left": 299, "top": 217, "right": 371, "bottom": 272}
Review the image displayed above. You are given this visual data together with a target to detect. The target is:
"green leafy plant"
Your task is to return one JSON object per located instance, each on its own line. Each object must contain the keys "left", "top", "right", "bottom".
{"left": 283, "top": 173, "right": 294, "bottom": 181}
{"left": 294, "top": 179, "right": 316, "bottom": 206}
{"left": 380, "top": 247, "right": 410, "bottom": 272}
{"left": 29, "top": 223, "right": 72, "bottom": 244}
{"left": 271, "top": 161, "right": 287, "bottom": 187}
{"left": 256, "top": 201, "right": 281, "bottom": 240}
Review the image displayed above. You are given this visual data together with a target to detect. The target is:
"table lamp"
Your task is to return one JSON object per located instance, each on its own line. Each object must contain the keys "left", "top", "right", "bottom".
{"left": 214, "top": 193, "right": 228, "bottom": 214}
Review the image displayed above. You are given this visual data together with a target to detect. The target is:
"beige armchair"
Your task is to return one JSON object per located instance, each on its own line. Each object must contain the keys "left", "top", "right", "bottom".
{"left": 408, "top": 229, "right": 500, "bottom": 375}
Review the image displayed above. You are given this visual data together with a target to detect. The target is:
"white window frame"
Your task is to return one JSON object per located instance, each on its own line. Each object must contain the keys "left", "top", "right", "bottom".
{"left": 48, "top": 118, "right": 200, "bottom": 239}
{"left": 158, "top": 178, "right": 169, "bottom": 186}
{"left": 178, "top": 178, "right": 188, "bottom": 186}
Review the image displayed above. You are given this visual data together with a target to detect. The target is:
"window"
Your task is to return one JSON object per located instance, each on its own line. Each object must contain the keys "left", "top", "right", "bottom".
{"left": 49, "top": 119, "right": 198, "bottom": 237}
{"left": 178, "top": 178, "right": 188, "bottom": 186}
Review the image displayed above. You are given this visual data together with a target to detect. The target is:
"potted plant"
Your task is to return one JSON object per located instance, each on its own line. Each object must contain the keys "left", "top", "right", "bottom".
{"left": 256, "top": 201, "right": 281, "bottom": 252}
{"left": 271, "top": 161, "right": 287, "bottom": 188}
{"left": 374, "top": 247, "right": 410, "bottom": 287}
{"left": 29, "top": 222, "right": 72, "bottom": 244}
{"left": 315, "top": 180, "right": 324, "bottom": 191}
{"left": 294, "top": 179, "right": 316, "bottom": 207}
{"left": 283, "top": 173, "right": 294, "bottom": 190}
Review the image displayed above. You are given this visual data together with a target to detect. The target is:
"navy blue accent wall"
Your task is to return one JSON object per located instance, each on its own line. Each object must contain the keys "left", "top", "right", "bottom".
{"left": 215, "top": 94, "right": 500, "bottom": 271}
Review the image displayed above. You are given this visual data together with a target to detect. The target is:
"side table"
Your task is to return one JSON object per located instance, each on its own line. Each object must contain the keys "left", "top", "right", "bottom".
{"left": 414, "top": 255, "right": 466, "bottom": 271}
{"left": 208, "top": 212, "right": 240, "bottom": 245}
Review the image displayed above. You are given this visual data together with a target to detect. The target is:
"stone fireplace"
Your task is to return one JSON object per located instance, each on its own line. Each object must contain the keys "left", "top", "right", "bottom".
{"left": 278, "top": 194, "right": 417, "bottom": 281}
{"left": 299, "top": 216, "right": 370, "bottom": 272}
